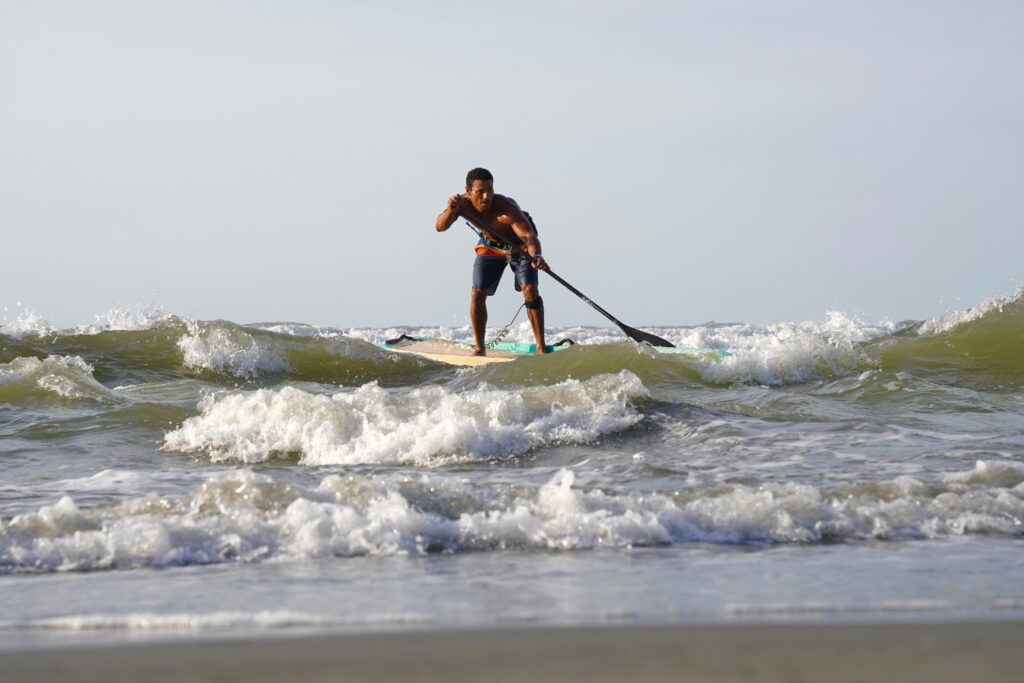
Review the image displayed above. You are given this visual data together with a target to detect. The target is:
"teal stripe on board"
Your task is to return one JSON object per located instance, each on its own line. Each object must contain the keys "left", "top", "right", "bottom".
{"left": 487, "top": 342, "right": 569, "bottom": 355}
{"left": 457, "top": 340, "right": 731, "bottom": 358}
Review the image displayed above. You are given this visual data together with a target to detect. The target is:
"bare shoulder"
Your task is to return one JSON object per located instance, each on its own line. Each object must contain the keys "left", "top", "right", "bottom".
{"left": 493, "top": 195, "right": 527, "bottom": 224}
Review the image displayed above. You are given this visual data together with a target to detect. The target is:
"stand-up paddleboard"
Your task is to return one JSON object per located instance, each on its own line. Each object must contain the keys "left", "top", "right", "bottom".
{"left": 380, "top": 335, "right": 573, "bottom": 366}
{"left": 380, "top": 335, "right": 731, "bottom": 367}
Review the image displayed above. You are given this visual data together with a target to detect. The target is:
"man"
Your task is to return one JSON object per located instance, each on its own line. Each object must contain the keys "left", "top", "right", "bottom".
{"left": 436, "top": 167, "right": 550, "bottom": 356}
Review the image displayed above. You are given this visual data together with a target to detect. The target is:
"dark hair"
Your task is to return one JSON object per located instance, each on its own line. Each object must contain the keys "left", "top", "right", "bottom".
{"left": 466, "top": 167, "right": 493, "bottom": 187}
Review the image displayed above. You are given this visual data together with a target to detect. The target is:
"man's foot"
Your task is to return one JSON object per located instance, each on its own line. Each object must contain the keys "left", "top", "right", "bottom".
{"left": 537, "top": 346, "right": 550, "bottom": 354}
{"left": 472, "top": 347, "right": 486, "bottom": 357}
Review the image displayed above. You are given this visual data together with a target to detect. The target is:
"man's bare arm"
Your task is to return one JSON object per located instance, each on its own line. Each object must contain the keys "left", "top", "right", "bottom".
{"left": 436, "top": 194, "right": 464, "bottom": 232}
{"left": 449, "top": 196, "right": 516, "bottom": 246}
{"left": 502, "top": 204, "right": 548, "bottom": 271}
{"left": 510, "top": 218, "right": 542, "bottom": 257}
{"left": 499, "top": 202, "right": 540, "bottom": 254}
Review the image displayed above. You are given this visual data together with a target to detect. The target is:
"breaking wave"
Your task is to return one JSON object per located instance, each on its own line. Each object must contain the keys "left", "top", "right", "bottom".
{"left": 163, "top": 371, "right": 649, "bottom": 465}
{"left": 2, "top": 461, "right": 1021, "bottom": 573}
{"left": 0, "top": 355, "right": 120, "bottom": 405}
{"left": 878, "top": 291, "right": 1024, "bottom": 387}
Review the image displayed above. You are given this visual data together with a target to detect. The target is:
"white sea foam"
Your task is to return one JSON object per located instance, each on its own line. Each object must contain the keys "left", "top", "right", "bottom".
{"left": 918, "top": 288, "right": 1023, "bottom": 335}
{"left": 0, "top": 355, "right": 116, "bottom": 402}
{"left": 724, "top": 600, "right": 954, "bottom": 617}
{"left": 0, "top": 309, "right": 55, "bottom": 338}
{"left": 679, "top": 312, "right": 899, "bottom": 385}
{"left": 254, "top": 325, "right": 331, "bottom": 338}
{"left": 73, "top": 305, "right": 174, "bottom": 335}
{"left": 0, "top": 610, "right": 425, "bottom": 632}
{"left": 2, "top": 304, "right": 174, "bottom": 338}
{"left": 942, "top": 460, "right": 1024, "bottom": 491}
{"left": 58, "top": 470, "right": 154, "bottom": 490}
{"left": 47, "top": 470, "right": 197, "bottom": 498}
{"left": 163, "top": 371, "right": 649, "bottom": 465}
{"left": 2, "top": 462, "right": 1021, "bottom": 574}
{"left": 177, "top": 321, "right": 291, "bottom": 378}
{"left": 343, "top": 324, "right": 476, "bottom": 346}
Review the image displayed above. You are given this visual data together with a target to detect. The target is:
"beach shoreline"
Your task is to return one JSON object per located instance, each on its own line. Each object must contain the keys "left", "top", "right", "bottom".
{"left": 2, "top": 620, "right": 1022, "bottom": 683}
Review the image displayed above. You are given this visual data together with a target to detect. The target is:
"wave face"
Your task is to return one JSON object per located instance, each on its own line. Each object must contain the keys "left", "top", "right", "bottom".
{"left": 3, "top": 292, "right": 1022, "bottom": 392}
{"left": 878, "top": 293, "right": 1024, "bottom": 388}
{"left": 0, "top": 355, "right": 118, "bottom": 405}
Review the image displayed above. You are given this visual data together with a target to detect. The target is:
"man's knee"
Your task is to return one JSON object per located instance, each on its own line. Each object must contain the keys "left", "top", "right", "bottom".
{"left": 521, "top": 284, "right": 540, "bottom": 300}
{"left": 471, "top": 288, "right": 489, "bottom": 303}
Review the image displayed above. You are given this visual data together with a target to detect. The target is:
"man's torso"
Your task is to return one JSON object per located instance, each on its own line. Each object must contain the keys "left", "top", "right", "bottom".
{"left": 470, "top": 195, "right": 534, "bottom": 256}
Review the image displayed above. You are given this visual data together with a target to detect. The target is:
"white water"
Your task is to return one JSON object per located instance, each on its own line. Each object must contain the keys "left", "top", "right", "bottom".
{"left": 163, "top": 372, "right": 648, "bottom": 465}
{"left": 3, "top": 461, "right": 1022, "bottom": 574}
{"left": 177, "top": 320, "right": 292, "bottom": 378}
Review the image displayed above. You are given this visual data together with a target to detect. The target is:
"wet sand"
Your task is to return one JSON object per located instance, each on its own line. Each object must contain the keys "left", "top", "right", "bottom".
{"left": 2, "top": 621, "right": 1022, "bottom": 683}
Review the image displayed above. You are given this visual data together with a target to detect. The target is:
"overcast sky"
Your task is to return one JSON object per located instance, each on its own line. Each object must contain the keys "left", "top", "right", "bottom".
{"left": 2, "top": 1, "right": 1022, "bottom": 329}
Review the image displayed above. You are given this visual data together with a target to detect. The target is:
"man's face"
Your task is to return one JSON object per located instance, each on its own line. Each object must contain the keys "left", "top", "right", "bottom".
{"left": 466, "top": 179, "right": 494, "bottom": 212}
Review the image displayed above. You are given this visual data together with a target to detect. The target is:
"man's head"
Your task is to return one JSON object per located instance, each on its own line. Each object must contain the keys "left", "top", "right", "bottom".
{"left": 465, "top": 167, "right": 494, "bottom": 212}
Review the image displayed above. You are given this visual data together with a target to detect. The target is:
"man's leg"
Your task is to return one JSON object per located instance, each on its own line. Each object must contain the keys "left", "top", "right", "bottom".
{"left": 471, "top": 288, "right": 488, "bottom": 356}
{"left": 471, "top": 255, "right": 506, "bottom": 357}
{"left": 521, "top": 284, "right": 547, "bottom": 353}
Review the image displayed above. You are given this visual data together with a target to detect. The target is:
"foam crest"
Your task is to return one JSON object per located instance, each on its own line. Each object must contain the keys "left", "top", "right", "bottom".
{"left": 0, "top": 355, "right": 117, "bottom": 402}
{"left": 177, "top": 321, "right": 291, "bottom": 378}
{"left": 254, "top": 323, "right": 341, "bottom": 338}
{"left": 0, "top": 308, "right": 55, "bottom": 338}
{"left": 344, "top": 324, "right": 475, "bottom": 346}
{"left": 163, "top": 371, "right": 649, "bottom": 465}
{"left": 942, "top": 460, "right": 1024, "bottom": 489}
{"left": 669, "top": 468, "right": 1024, "bottom": 541}
{"left": 919, "top": 289, "right": 1023, "bottom": 335}
{"left": 3, "top": 462, "right": 1021, "bottom": 574}
{"left": 74, "top": 305, "right": 175, "bottom": 335}
{"left": 682, "top": 312, "right": 898, "bottom": 385}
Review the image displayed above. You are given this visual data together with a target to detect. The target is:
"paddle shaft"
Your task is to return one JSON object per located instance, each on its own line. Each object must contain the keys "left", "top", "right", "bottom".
{"left": 542, "top": 268, "right": 628, "bottom": 330}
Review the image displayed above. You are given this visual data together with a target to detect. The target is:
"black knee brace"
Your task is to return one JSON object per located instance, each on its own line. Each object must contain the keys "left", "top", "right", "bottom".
{"left": 524, "top": 296, "right": 543, "bottom": 310}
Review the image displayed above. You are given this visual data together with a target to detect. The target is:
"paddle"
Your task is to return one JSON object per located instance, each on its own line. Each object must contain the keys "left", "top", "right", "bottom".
{"left": 457, "top": 203, "right": 675, "bottom": 348}
{"left": 541, "top": 268, "right": 675, "bottom": 348}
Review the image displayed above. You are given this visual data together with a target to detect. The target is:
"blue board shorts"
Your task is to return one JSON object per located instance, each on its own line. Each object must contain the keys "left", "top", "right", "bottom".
{"left": 472, "top": 252, "right": 538, "bottom": 296}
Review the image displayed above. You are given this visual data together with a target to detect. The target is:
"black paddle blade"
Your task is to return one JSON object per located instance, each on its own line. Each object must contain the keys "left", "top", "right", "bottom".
{"left": 621, "top": 325, "right": 675, "bottom": 348}
{"left": 383, "top": 334, "right": 423, "bottom": 346}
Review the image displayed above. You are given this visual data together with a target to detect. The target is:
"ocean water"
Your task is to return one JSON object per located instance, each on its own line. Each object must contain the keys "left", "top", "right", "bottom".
{"left": 1, "top": 294, "right": 1023, "bottom": 649}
